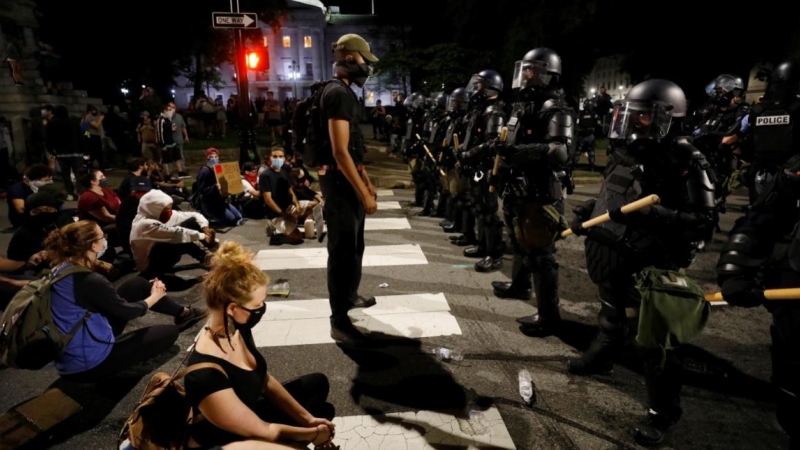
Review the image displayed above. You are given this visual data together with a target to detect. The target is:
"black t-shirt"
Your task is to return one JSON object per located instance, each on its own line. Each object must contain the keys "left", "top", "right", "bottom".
{"left": 258, "top": 167, "right": 291, "bottom": 217}
{"left": 321, "top": 80, "right": 364, "bottom": 165}
{"left": 184, "top": 328, "right": 268, "bottom": 448}
{"left": 6, "top": 182, "right": 34, "bottom": 228}
{"left": 117, "top": 172, "right": 135, "bottom": 199}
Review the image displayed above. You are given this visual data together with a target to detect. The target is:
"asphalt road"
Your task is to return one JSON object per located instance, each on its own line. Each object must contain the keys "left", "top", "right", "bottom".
{"left": 0, "top": 149, "right": 789, "bottom": 449}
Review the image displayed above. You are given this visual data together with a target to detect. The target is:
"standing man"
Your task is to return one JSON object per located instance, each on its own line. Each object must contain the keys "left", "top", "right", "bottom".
{"left": 168, "top": 101, "right": 189, "bottom": 177}
{"left": 265, "top": 91, "right": 282, "bottom": 144}
{"left": 155, "top": 104, "right": 180, "bottom": 175}
{"left": 320, "top": 34, "right": 379, "bottom": 346}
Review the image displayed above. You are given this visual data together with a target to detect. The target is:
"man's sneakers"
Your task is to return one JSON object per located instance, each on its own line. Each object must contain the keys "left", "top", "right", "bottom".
{"left": 175, "top": 307, "right": 209, "bottom": 331}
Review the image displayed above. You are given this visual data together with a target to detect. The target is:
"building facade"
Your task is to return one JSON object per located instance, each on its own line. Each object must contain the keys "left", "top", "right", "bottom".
{"left": 173, "top": 0, "right": 406, "bottom": 110}
{"left": 582, "top": 54, "right": 633, "bottom": 105}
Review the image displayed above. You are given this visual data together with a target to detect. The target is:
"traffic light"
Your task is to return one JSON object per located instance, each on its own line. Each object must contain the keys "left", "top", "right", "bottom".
{"left": 245, "top": 49, "right": 269, "bottom": 71}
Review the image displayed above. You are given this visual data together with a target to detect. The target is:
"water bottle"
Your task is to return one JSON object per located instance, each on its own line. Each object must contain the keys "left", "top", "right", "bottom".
{"left": 518, "top": 369, "right": 533, "bottom": 405}
{"left": 432, "top": 347, "right": 464, "bottom": 362}
{"left": 304, "top": 219, "right": 315, "bottom": 239}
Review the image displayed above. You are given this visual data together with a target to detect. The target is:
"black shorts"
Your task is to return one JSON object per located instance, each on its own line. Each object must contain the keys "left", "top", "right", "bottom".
{"left": 161, "top": 146, "right": 182, "bottom": 163}
{"left": 267, "top": 119, "right": 282, "bottom": 127}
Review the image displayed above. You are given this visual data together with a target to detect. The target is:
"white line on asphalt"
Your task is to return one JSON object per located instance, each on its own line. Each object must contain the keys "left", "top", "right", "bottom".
{"left": 376, "top": 189, "right": 394, "bottom": 197}
{"left": 378, "top": 201, "right": 402, "bottom": 210}
{"left": 253, "top": 244, "right": 427, "bottom": 271}
{"left": 253, "top": 293, "right": 461, "bottom": 347}
{"left": 302, "top": 406, "right": 515, "bottom": 449}
{"left": 365, "top": 218, "right": 411, "bottom": 231}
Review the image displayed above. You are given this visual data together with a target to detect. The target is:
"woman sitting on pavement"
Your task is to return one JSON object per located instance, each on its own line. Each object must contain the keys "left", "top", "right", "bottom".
{"left": 184, "top": 241, "right": 336, "bottom": 449}
{"left": 130, "top": 190, "right": 218, "bottom": 280}
{"left": 45, "top": 220, "right": 207, "bottom": 382}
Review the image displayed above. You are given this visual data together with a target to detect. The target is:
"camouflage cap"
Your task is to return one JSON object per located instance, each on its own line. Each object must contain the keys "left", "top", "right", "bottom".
{"left": 332, "top": 34, "right": 378, "bottom": 63}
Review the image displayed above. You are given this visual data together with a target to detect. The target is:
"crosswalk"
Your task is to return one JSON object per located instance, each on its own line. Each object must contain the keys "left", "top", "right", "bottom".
{"left": 257, "top": 189, "right": 517, "bottom": 450}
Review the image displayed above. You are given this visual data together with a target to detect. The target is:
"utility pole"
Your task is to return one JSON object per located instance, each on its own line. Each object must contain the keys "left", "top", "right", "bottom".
{"left": 231, "top": 0, "right": 255, "bottom": 166}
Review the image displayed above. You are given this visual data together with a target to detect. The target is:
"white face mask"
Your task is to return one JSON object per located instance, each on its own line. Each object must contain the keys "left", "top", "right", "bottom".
{"left": 29, "top": 179, "right": 53, "bottom": 193}
{"left": 164, "top": 109, "right": 175, "bottom": 119}
{"left": 95, "top": 237, "right": 108, "bottom": 259}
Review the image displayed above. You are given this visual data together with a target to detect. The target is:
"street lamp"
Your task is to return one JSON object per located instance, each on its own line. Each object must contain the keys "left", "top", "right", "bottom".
{"left": 120, "top": 88, "right": 128, "bottom": 96}
{"left": 289, "top": 60, "right": 299, "bottom": 98}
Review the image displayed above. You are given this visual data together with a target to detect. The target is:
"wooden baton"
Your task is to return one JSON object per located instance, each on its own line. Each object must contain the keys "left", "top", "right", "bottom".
{"left": 704, "top": 288, "right": 800, "bottom": 304}
{"left": 415, "top": 134, "right": 446, "bottom": 176}
{"left": 489, "top": 127, "right": 509, "bottom": 193}
{"left": 560, "top": 194, "right": 660, "bottom": 238}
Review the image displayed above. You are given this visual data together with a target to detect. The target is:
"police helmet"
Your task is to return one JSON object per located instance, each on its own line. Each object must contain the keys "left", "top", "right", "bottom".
{"left": 466, "top": 69, "right": 504, "bottom": 99}
{"left": 447, "top": 87, "right": 468, "bottom": 112}
{"left": 430, "top": 92, "right": 447, "bottom": 110}
{"left": 763, "top": 59, "right": 800, "bottom": 103}
{"left": 705, "top": 74, "right": 744, "bottom": 106}
{"left": 512, "top": 48, "right": 562, "bottom": 90}
{"left": 608, "top": 79, "right": 686, "bottom": 142}
{"left": 404, "top": 92, "right": 427, "bottom": 111}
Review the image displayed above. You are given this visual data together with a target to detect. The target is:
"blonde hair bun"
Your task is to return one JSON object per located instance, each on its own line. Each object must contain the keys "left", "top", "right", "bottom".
{"left": 212, "top": 241, "right": 255, "bottom": 268}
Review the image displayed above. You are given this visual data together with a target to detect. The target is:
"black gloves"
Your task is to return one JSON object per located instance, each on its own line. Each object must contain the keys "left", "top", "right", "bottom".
{"left": 570, "top": 215, "right": 588, "bottom": 236}
{"left": 608, "top": 207, "right": 626, "bottom": 223}
{"left": 721, "top": 277, "right": 766, "bottom": 308}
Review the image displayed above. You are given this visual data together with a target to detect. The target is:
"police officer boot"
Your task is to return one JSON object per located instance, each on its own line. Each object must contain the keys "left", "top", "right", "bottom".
{"left": 434, "top": 192, "right": 449, "bottom": 218}
{"left": 439, "top": 198, "right": 457, "bottom": 228}
{"left": 330, "top": 318, "right": 380, "bottom": 348}
{"left": 475, "top": 256, "right": 502, "bottom": 272}
{"left": 492, "top": 282, "right": 532, "bottom": 300}
{"left": 518, "top": 270, "right": 561, "bottom": 336}
{"left": 632, "top": 409, "right": 677, "bottom": 446}
{"left": 567, "top": 330, "right": 618, "bottom": 376}
{"left": 463, "top": 246, "right": 486, "bottom": 258}
{"left": 449, "top": 234, "right": 464, "bottom": 242}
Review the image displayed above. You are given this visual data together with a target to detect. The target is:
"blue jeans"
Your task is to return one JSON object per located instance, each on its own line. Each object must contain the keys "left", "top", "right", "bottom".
{"left": 200, "top": 201, "right": 243, "bottom": 226}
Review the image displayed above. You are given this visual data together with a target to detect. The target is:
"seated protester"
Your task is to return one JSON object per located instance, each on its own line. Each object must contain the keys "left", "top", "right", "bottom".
{"left": 238, "top": 162, "right": 266, "bottom": 219}
{"left": 77, "top": 169, "right": 120, "bottom": 226}
{"left": 116, "top": 157, "right": 147, "bottom": 200}
{"left": 161, "top": 171, "right": 189, "bottom": 203}
{"left": 7, "top": 164, "right": 54, "bottom": 228}
{"left": 260, "top": 148, "right": 315, "bottom": 245}
{"left": 195, "top": 148, "right": 244, "bottom": 226}
{"left": 0, "top": 254, "right": 45, "bottom": 310}
{"left": 116, "top": 176, "right": 152, "bottom": 255}
{"left": 289, "top": 168, "right": 322, "bottom": 205}
{"left": 45, "top": 220, "right": 207, "bottom": 382}
{"left": 185, "top": 242, "right": 335, "bottom": 448}
{"left": 130, "top": 190, "right": 218, "bottom": 279}
{"left": 7, "top": 192, "right": 68, "bottom": 274}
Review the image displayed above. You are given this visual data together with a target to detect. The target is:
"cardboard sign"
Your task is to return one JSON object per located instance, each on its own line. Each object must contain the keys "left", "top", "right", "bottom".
{"left": 214, "top": 162, "right": 243, "bottom": 196}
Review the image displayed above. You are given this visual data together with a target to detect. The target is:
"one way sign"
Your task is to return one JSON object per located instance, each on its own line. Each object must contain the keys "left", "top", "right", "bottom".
{"left": 212, "top": 12, "right": 258, "bottom": 29}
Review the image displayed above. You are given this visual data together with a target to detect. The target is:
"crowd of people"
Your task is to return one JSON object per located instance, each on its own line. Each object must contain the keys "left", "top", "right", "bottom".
{"left": 1, "top": 29, "right": 798, "bottom": 450}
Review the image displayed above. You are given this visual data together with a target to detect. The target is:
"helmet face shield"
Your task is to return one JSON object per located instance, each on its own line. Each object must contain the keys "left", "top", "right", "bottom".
{"left": 466, "top": 75, "right": 486, "bottom": 98}
{"left": 512, "top": 60, "right": 552, "bottom": 89}
{"left": 609, "top": 101, "right": 674, "bottom": 142}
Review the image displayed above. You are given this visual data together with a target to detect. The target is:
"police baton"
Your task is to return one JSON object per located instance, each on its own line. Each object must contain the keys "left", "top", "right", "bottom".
{"left": 415, "top": 134, "right": 446, "bottom": 176}
{"left": 560, "top": 194, "right": 660, "bottom": 238}
{"left": 488, "top": 127, "right": 508, "bottom": 193}
{"left": 704, "top": 288, "right": 800, "bottom": 305}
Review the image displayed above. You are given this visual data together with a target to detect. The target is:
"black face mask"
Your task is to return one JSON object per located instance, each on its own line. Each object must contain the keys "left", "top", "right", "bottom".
{"left": 231, "top": 303, "right": 267, "bottom": 331}
{"left": 338, "top": 60, "right": 371, "bottom": 88}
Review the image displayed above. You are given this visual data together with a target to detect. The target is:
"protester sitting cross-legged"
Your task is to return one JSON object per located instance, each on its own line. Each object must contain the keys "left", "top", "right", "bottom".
{"left": 184, "top": 242, "right": 336, "bottom": 449}
{"left": 260, "top": 148, "right": 320, "bottom": 245}
{"left": 195, "top": 148, "right": 244, "bottom": 227}
{"left": 44, "top": 220, "right": 207, "bottom": 382}
{"left": 6, "top": 192, "right": 70, "bottom": 274}
{"left": 130, "top": 190, "right": 218, "bottom": 280}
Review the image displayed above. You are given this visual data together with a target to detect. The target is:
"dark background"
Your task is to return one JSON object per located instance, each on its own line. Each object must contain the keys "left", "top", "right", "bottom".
{"left": 32, "top": 0, "right": 800, "bottom": 103}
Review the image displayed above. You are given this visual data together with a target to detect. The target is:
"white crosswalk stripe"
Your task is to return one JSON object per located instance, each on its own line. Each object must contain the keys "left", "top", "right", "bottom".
{"left": 376, "top": 189, "right": 395, "bottom": 197}
{"left": 255, "top": 293, "right": 461, "bottom": 347}
{"left": 377, "top": 201, "right": 402, "bottom": 210}
{"left": 254, "top": 244, "right": 427, "bottom": 271}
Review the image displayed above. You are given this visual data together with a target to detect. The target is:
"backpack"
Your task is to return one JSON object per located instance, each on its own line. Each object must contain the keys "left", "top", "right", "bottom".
{"left": 292, "top": 79, "right": 344, "bottom": 168}
{"left": 118, "top": 343, "right": 226, "bottom": 450}
{"left": 0, "top": 265, "right": 91, "bottom": 370}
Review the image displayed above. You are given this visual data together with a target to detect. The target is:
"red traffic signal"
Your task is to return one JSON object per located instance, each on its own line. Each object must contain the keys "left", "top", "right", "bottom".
{"left": 245, "top": 49, "right": 269, "bottom": 71}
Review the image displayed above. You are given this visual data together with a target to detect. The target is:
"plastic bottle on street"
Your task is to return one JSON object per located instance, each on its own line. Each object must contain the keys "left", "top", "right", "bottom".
{"left": 304, "top": 219, "right": 315, "bottom": 239}
{"left": 518, "top": 369, "right": 533, "bottom": 405}
{"left": 432, "top": 347, "right": 464, "bottom": 362}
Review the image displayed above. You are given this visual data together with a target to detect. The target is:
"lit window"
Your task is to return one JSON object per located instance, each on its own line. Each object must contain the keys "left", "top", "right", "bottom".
{"left": 283, "top": 36, "right": 291, "bottom": 48}
{"left": 304, "top": 36, "right": 312, "bottom": 48}
{"left": 367, "top": 91, "right": 374, "bottom": 103}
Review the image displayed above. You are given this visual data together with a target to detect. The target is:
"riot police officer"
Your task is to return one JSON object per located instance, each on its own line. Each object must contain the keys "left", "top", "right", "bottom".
{"left": 403, "top": 92, "right": 430, "bottom": 208}
{"left": 456, "top": 69, "right": 507, "bottom": 272}
{"left": 693, "top": 74, "right": 749, "bottom": 208}
{"left": 575, "top": 98, "right": 599, "bottom": 171}
{"left": 567, "top": 80, "right": 717, "bottom": 445}
{"left": 440, "top": 87, "right": 470, "bottom": 232}
{"left": 717, "top": 60, "right": 800, "bottom": 450}
{"left": 491, "top": 48, "right": 574, "bottom": 335}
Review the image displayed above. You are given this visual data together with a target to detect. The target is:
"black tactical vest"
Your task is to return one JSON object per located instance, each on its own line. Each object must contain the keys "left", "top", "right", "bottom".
{"left": 753, "top": 101, "right": 800, "bottom": 168}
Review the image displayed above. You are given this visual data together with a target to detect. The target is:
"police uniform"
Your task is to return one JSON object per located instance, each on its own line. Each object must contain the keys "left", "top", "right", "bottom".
{"left": 458, "top": 92, "right": 506, "bottom": 272}
{"left": 575, "top": 100, "right": 599, "bottom": 171}
{"left": 490, "top": 47, "right": 574, "bottom": 334}
{"left": 717, "top": 60, "right": 800, "bottom": 449}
